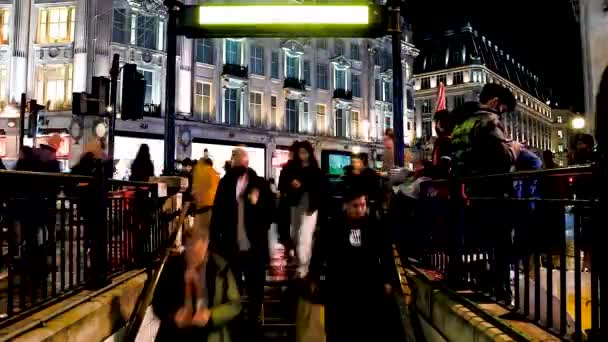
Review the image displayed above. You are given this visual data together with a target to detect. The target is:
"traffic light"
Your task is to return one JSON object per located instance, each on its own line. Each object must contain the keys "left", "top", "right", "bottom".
{"left": 27, "top": 100, "right": 45, "bottom": 138}
{"left": 121, "top": 64, "right": 146, "bottom": 120}
{"left": 90, "top": 76, "right": 110, "bottom": 116}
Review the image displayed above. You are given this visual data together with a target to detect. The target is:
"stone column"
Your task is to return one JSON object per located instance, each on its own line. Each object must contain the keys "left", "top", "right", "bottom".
{"left": 91, "top": 0, "right": 112, "bottom": 78}
{"left": 9, "top": 0, "right": 31, "bottom": 103}
{"left": 73, "top": 0, "right": 90, "bottom": 92}
{"left": 177, "top": 36, "right": 193, "bottom": 114}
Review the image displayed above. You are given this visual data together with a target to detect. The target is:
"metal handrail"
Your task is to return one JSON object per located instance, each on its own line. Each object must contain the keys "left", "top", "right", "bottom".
{"left": 124, "top": 201, "right": 191, "bottom": 341}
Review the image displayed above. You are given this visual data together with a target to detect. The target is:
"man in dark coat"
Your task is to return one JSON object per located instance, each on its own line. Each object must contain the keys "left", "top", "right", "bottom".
{"left": 313, "top": 187, "right": 394, "bottom": 341}
{"left": 152, "top": 233, "right": 241, "bottom": 342}
{"left": 209, "top": 148, "right": 273, "bottom": 338}
{"left": 341, "top": 153, "right": 382, "bottom": 206}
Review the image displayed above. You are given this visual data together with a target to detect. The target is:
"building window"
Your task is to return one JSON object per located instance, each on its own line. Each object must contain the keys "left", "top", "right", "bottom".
{"left": 139, "top": 69, "right": 154, "bottom": 104}
{"left": 0, "top": 9, "right": 8, "bottom": 45}
{"left": 286, "top": 99, "right": 299, "bottom": 133}
{"left": 336, "top": 109, "right": 344, "bottom": 137}
{"left": 271, "top": 51, "right": 279, "bottom": 79}
{"left": 38, "top": 6, "right": 76, "bottom": 44}
{"left": 375, "top": 78, "right": 382, "bottom": 101}
{"left": 472, "top": 70, "right": 482, "bottom": 83}
{"left": 406, "top": 89, "right": 414, "bottom": 110}
{"left": 422, "top": 121, "right": 432, "bottom": 139}
{"left": 383, "top": 80, "right": 392, "bottom": 103}
{"left": 374, "top": 49, "right": 382, "bottom": 66}
{"left": 557, "top": 130, "right": 563, "bottom": 138}
{"left": 436, "top": 74, "right": 446, "bottom": 86}
{"left": 317, "top": 39, "right": 327, "bottom": 50}
{"left": 453, "top": 71, "right": 464, "bottom": 85}
{"left": 334, "top": 39, "right": 345, "bottom": 56}
{"left": 317, "top": 64, "right": 328, "bottom": 90}
{"left": 0, "top": 65, "right": 7, "bottom": 105}
{"left": 421, "top": 99, "right": 432, "bottom": 113}
{"left": 112, "top": 9, "right": 129, "bottom": 44}
{"left": 558, "top": 144, "right": 564, "bottom": 153}
{"left": 250, "top": 45, "right": 264, "bottom": 75}
{"left": 352, "top": 74, "right": 361, "bottom": 98}
{"left": 384, "top": 112, "right": 393, "bottom": 131}
{"left": 316, "top": 104, "right": 326, "bottom": 134}
{"left": 286, "top": 54, "right": 299, "bottom": 79}
{"left": 36, "top": 64, "right": 73, "bottom": 111}
{"left": 249, "top": 92, "right": 263, "bottom": 127}
{"left": 225, "top": 39, "right": 242, "bottom": 65}
{"left": 196, "top": 39, "right": 214, "bottom": 65}
{"left": 453, "top": 95, "right": 465, "bottom": 108}
{"left": 557, "top": 116, "right": 563, "bottom": 124}
{"left": 334, "top": 67, "right": 347, "bottom": 90}
{"left": 194, "top": 82, "right": 212, "bottom": 122}
{"left": 420, "top": 77, "right": 431, "bottom": 90}
{"left": 352, "top": 110, "right": 360, "bottom": 138}
{"left": 301, "top": 102, "right": 310, "bottom": 133}
{"left": 136, "top": 15, "right": 158, "bottom": 50}
{"left": 224, "top": 88, "right": 240, "bottom": 125}
{"left": 270, "top": 95, "right": 278, "bottom": 129}
{"left": 350, "top": 42, "right": 360, "bottom": 61}
{"left": 303, "top": 61, "right": 311, "bottom": 86}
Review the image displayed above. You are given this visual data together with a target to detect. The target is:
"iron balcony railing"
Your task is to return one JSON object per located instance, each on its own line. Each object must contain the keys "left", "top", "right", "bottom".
{"left": 400, "top": 165, "right": 602, "bottom": 340}
{"left": 222, "top": 64, "right": 248, "bottom": 78}
{"left": 0, "top": 170, "right": 181, "bottom": 327}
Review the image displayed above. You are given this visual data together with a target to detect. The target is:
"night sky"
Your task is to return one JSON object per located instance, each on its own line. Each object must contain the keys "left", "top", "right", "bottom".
{"left": 406, "top": 0, "right": 584, "bottom": 112}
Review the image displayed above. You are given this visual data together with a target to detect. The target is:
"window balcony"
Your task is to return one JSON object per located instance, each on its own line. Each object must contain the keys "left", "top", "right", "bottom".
{"left": 222, "top": 64, "right": 248, "bottom": 79}
{"left": 283, "top": 77, "right": 306, "bottom": 92}
{"left": 333, "top": 89, "right": 353, "bottom": 101}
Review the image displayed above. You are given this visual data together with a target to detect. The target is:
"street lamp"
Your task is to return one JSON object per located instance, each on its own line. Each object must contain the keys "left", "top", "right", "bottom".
{"left": 572, "top": 117, "right": 586, "bottom": 130}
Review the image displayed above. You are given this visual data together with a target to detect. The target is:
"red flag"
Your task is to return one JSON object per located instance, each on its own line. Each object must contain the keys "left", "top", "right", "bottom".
{"left": 434, "top": 81, "right": 447, "bottom": 112}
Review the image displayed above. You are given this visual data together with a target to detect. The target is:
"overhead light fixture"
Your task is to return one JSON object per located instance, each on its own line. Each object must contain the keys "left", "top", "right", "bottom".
{"left": 199, "top": 5, "right": 369, "bottom": 25}
{"left": 572, "top": 117, "right": 585, "bottom": 130}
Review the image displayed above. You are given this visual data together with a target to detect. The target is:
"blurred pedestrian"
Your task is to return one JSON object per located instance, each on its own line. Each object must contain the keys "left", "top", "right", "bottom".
{"left": 153, "top": 230, "right": 241, "bottom": 342}
{"left": 569, "top": 133, "right": 594, "bottom": 166}
{"left": 209, "top": 148, "right": 273, "bottom": 338}
{"left": 130, "top": 144, "right": 154, "bottom": 182}
{"left": 381, "top": 128, "right": 395, "bottom": 173}
{"left": 33, "top": 134, "right": 61, "bottom": 173}
{"left": 342, "top": 153, "right": 380, "bottom": 205}
{"left": 191, "top": 158, "right": 220, "bottom": 240}
{"left": 543, "top": 150, "right": 557, "bottom": 169}
{"left": 16, "top": 146, "right": 36, "bottom": 171}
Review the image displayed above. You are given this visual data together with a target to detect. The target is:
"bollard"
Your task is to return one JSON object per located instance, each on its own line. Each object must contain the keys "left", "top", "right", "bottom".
{"left": 86, "top": 160, "right": 110, "bottom": 288}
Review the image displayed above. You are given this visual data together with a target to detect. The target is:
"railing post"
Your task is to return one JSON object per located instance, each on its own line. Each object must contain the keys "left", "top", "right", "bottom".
{"left": 87, "top": 160, "right": 109, "bottom": 288}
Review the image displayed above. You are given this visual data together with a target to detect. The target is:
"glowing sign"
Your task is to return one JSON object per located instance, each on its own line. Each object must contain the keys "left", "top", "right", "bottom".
{"left": 199, "top": 5, "right": 369, "bottom": 25}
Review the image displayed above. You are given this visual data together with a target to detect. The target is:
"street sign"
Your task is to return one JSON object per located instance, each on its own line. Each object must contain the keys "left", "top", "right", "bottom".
{"left": 177, "top": 4, "right": 386, "bottom": 38}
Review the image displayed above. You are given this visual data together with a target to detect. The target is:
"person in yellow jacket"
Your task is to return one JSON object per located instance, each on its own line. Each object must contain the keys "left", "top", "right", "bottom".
{"left": 191, "top": 158, "right": 220, "bottom": 239}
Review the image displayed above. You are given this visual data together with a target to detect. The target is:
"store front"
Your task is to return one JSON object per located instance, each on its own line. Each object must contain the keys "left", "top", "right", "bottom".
{"left": 270, "top": 148, "right": 290, "bottom": 184}
{"left": 114, "top": 133, "right": 165, "bottom": 180}
{"left": 191, "top": 140, "right": 266, "bottom": 178}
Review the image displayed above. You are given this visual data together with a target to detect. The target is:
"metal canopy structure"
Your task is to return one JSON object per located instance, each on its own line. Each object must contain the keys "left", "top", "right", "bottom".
{"left": 163, "top": 0, "right": 404, "bottom": 174}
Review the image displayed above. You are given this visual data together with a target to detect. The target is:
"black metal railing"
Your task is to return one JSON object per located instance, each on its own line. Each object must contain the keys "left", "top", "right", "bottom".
{"left": 283, "top": 77, "right": 306, "bottom": 91}
{"left": 0, "top": 170, "right": 179, "bottom": 326}
{"left": 333, "top": 88, "right": 353, "bottom": 100}
{"left": 401, "top": 166, "right": 602, "bottom": 340}
{"left": 222, "top": 64, "right": 248, "bottom": 78}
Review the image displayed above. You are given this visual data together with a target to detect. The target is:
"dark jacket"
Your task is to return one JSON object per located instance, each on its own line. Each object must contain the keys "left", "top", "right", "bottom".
{"left": 209, "top": 167, "right": 273, "bottom": 262}
{"left": 71, "top": 153, "right": 114, "bottom": 179}
{"left": 32, "top": 145, "right": 61, "bottom": 173}
{"left": 152, "top": 253, "right": 241, "bottom": 342}
{"left": 130, "top": 159, "right": 154, "bottom": 182}
{"left": 341, "top": 166, "right": 381, "bottom": 204}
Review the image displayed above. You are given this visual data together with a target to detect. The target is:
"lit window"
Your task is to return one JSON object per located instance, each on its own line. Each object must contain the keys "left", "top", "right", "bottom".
{"left": 316, "top": 104, "right": 326, "bottom": 134}
{"left": 350, "top": 42, "right": 360, "bottom": 61}
{"left": 557, "top": 130, "right": 563, "bottom": 138}
{"left": 301, "top": 102, "right": 311, "bottom": 133}
{"left": 285, "top": 54, "right": 299, "bottom": 79}
{"left": 271, "top": 51, "right": 279, "bottom": 79}
{"left": 225, "top": 39, "right": 242, "bottom": 65}
{"left": 250, "top": 45, "right": 264, "bottom": 75}
{"left": 224, "top": 88, "right": 240, "bottom": 125}
{"left": 0, "top": 9, "right": 10, "bottom": 44}
{"left": 249, "top": 92, "right": 263, "bottom": 127}
{"left": 352, "top": 74, "right": 361, "bottom": 98}
{"left": 0, "top": 65, "right": 6, "bottom": 104}
{"left": 38, "top": 7, "right": 76, "bottom": 44}
{"left": 352, "top": 110, "right": 360, "bottom": 138}
{"left": 334, "top": 67, "right": 347, "bottom": 90}
{"left": 286, "top": 99, "right": 299, "bottom": 133}
{"left": 558, "top": 144, "right": 564, "bottom": 153}
{"left": 139, "top": 69, "right": 154, "bottom": 104}
{"left": 422, "top": 120, "right": 432, "bottom": 139}
{"left": 384, "top": 112, "right": 393, "bottom": 130}
{"left": 197, "top": 39, "right": 214, "bottom": 65}
{"left": 36, "top": 64, "right": 73, "bottom": 111}
{"left": 335, "top": 109, "right": 345, "bottom": 137}
{"left": 194, "top": 82, "right": 212, "bottom": 122}
{"left": 317, "top": 64, "right": 328, "bottom": 90}
{"left": 557, "top": 116, "right": 563, "bottom": 124}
